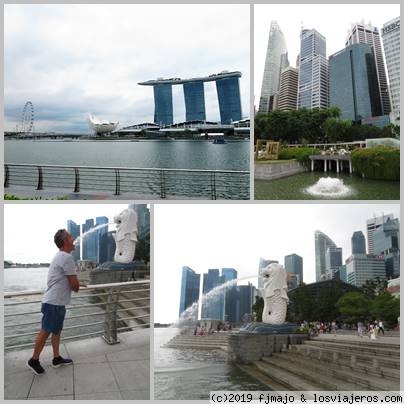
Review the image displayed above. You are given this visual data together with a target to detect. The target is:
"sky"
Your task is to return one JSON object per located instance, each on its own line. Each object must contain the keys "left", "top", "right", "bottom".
{"left": 154, "top": 203, "right": 400, "bottom": 324}
{"left": 4, "top": 4, "right": 250, "bottom": 133}
{"left": 4, "top": 203, "right": 131, "bottom": 263}
{"left": 254, "top": 4, "right": 400, "bottom": 102}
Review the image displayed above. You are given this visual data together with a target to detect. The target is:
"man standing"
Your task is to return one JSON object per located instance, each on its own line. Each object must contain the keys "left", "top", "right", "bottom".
{"left": 27, "top": 229, "right": 81, "bottom": 375}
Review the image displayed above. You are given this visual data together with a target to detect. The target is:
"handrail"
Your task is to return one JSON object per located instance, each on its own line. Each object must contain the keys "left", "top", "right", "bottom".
{"left": 4, "top": 280, "right": 150, "bottom": 349}
{"left": 4, "top": 163, "right": 250, "bottom": 199}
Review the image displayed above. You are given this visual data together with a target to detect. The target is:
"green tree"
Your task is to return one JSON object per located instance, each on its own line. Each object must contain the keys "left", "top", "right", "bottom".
{"left": 335, "top": 292, "right": 371, "bottom": 325}
{"left": 360, "top": 277, "right": 388, "bottom": 299}
{"left": 370, "top": 292, "right": 400, "bottom": 328}
{"left": 252, "top": 295, "right": 263, "bottom": 322}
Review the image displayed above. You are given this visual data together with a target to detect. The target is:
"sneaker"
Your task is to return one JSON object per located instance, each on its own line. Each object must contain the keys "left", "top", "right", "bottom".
{"left": 52, "top": 356, "right": 73, "bottom": 368}
{"left": 26, "top": 358, "right": 45, "bottom": 375}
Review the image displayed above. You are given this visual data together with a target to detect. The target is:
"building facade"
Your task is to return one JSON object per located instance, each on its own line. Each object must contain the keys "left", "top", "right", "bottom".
{"left": 278, "top": 67, "right": 298, "bottom": 111}
{"left": 298, "top": 29, "right": 329, "bottom": 109}
{"left": 153, "top": 84, "right": 173, "bottom": 126}
{"left": 329, "top": 43, "right": 382, "bottom": 121}
{"left": 215, "top": 75, "right": 243, "bottom": 124}
{"left": 99, "top": 231, "right": 116, "bottom": 264}
{"left": 325, "top": 246, "right": 343, "bottom": 280}
{"left": 382, "top": 17, "right": 400, "bottom": 119}
{"left": 183, "top": 81, "right": 206, "bottom": 121}
{"left": 346, "top": 23, "right": 391, "bottom": 115}
{"left": 366, "top": 213, "right": 394, "bottom": 254}
{"left": 179, "top": 266, "right": 201, "bottom": 317}
{"left": 346, "top": 254, "right": 386, "bottom": 287}
{"left": 284, "top": 253, "right": 303, "bottom": 288}
{"left": 67, "top": 220, "right": 80, "bottom": 261}
{"left": 201, "top": 269, "right": 225, "bottom": 320}
{"left": 82, "top": 219, "right": 96, "bottom": 262}
{"left": 259, "top": 21, "right": 289, "bottom": 113}
{"left": 351, "top": 230, "right": 367, "bottom": 255}
{"left": 315, "top": 230, "right": 337, "bottom": 281}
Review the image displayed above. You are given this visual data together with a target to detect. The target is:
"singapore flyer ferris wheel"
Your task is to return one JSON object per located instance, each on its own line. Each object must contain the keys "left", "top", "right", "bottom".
{"left": 19, "top": 101, "right": 34, "bottom": 134}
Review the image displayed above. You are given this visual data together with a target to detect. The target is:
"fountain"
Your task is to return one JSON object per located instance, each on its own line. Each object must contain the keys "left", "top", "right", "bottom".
{"left": 305, "top": 176, "right": 352, "bottom": 198}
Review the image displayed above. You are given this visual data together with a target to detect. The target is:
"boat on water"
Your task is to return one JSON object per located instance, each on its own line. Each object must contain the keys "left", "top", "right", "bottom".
{"left": 213, "top": 136, "right": 227, "bottom": 144}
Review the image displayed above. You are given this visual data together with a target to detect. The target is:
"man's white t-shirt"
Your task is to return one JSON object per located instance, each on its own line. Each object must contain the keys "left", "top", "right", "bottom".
{"left": 42, "top": 251, "right": 76, "bottom": 306}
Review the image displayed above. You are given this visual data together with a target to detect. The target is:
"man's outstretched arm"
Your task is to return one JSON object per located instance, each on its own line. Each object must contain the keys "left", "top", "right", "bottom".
{"left": 67, "top": 275, "right": 80, "bottom": 292}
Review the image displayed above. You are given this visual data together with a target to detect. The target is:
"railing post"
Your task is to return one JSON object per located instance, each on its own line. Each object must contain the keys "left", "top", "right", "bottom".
{"left": 160, "top": 170, "right": 166, "bottom": 199}
{"left": 4, "top": 165, "right": 9, "bottom": 187}
{"left": 102, "top": 287, "right": 120, "bottom": 345}
{"left": 74, "top": 168, "right": 80, "bottom": 193}
{"left": 37, "top": 166, "right": 43, "bottom": 190}
{"left": 211, "top": 171, "right": 216, "bottom": 200}
{"left": 115, "top": 168, "right": 121, "bottom": 195}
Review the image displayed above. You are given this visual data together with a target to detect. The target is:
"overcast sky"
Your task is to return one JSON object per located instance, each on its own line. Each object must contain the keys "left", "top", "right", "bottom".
{"left": 254, "top": 4, "right": 400, "bottom": 103}
{"left": 4, "top": 4, "right": 250, "bottom": 133}
{"left": 4, "top": 203, "right": 132, "bottom": 263}
{"left": 154, "top": 203, "right": 400, "bottom": 324}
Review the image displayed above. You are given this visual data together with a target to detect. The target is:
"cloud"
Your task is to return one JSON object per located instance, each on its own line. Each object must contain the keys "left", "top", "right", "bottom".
{"left": 5, "top": 4, "right": 250, "bottom": 133}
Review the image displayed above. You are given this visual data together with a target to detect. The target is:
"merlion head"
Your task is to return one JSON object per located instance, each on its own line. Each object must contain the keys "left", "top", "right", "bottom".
{"left": 262, "top": 263, "right": 288, "bottom": 301}
{"left": 113, "top": 208, "right": 138, "bottom": 263}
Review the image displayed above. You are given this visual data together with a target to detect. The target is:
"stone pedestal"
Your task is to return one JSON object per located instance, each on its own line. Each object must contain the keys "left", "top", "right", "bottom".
{"left": 239, "top": 322, "right": 297, "bottom": 334}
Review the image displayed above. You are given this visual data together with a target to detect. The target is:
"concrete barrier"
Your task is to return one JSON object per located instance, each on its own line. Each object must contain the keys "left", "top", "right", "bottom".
{"left": 255, "top": 161, "right": 307, "bottom": 180}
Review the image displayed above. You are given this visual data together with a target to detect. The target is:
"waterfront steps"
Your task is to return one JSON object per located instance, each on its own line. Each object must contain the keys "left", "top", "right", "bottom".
{"left": 165, "top": 333, "right": 230, "bottom": 350}
{"left": 240, "top": 336, "right": 400, "bottom": 391}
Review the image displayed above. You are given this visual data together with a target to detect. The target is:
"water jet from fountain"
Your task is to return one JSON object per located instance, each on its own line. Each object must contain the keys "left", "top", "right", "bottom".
{"left": 305, "top": 176, "right": 352, "bottom": 198}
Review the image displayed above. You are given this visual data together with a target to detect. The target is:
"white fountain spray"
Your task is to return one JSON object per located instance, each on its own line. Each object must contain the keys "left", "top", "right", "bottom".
{"left": 73, "top": 222, "right": 112, "bottom": 260}
{"left": 305, "top": 177, "right": 353, "bottom": 198}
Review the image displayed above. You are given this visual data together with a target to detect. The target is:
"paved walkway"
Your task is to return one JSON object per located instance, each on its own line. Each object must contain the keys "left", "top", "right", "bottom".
{"left": 313, "top": 331, "right": 400, "bottom": 344}
{"left": 5, "top": 329, "right": 150, "bottom": 400}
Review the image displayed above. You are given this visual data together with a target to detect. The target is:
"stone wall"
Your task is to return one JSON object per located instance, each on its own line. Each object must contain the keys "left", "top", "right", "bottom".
{"left": 227, "top": 333, "right": 308, "bottom": 363}
{"left": 255, "top": 161, "right": 307, "bottom": 180}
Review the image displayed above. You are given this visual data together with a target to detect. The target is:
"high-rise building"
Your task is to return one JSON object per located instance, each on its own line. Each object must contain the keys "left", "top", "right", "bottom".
{"left": 329, "top": 44, "right": 382, "bottom": 121}
{"left": 258, "top": 257, "right": 279, "bottom": 288}
{"left": 222, "top": 268, "right": 238, "bottom": 323}
{"left": 67, "top": 220, "right": 80, "bottom": 261}
{"left": 351, "top": 231, "right": 366, "bottom": 254}
{"left": 222, "top": 268, "right": 237, "bottom": 282}
{"left": 183, "top": 81, "right": 206, "bottom": 121}
{"left": 325, "top": 246, "right": 343, "bottom": 280}
{"left": 346, "top": 23, "right": 391, "bottom": 115}
{"left": 298, "top": 28, "right": 329, "bottom": 109}
{"left": 153, "top": 84, "right": 173, "bottom": 126}
{"left": 99, "top": 231, "right": 116, "bottom": 264}
{"left": 129, "top": 204, "right": 150, "bottom": 240}
{"left": 201, "top": 269, "right": 225, "bottom": 320}
{"left": 215, "top": 75, "right": 243, "bottom": 124}
{"left": 373, "top": 217, "right": 400, "bottom": 278}
{"left": 284, "top": 253, "right": 303, "bottom": 288}
{"left": 338, "top": 264, "right": 348, "bottom": 283}
{"left": 346, "top": 254, "right": 386, "bottom": 287}
{"left": 95, "top": 216, "right": 109, "bottom": 263}
{"left": 351, "top": 231, "right": 366, "bottom": 255}
{"left": 278, "top": 67, "right": 299, "bottom": 111}
{"left": 259, "top": 21, "right": 289, "bottom": 113}
{"left": 82, "top": 219, "right": 96, "bottom": 262}
{"left": 315, "top": 230, "right": 337, "bottom": 281}
{"left": 179, "top": 266, "right": 201, "bottom": 317}
{"left": 382, "top": 17, "right": 400, "bottom": 118}
{"left": 366, "top": 214, "right": 394, "bottom": 254}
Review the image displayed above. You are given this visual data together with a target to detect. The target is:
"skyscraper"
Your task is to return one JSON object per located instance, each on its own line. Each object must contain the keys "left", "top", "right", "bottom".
{"left": 82, "top": 218, "right": 96, "bottom": 261}
{"left": 99, "top": 231, "right": 116, "bottom": 264}
{"left": 183, "top": 81, "right": 206, "bottom": 121}
{"left": 346, "top": 254, "right": 386, "bottom": 287}
{"left": 325, "top": 246, "right": 343, "bottom": 280}
{"left": 215, "top": 75, "right": 243, "bottom": 124}
{"left": 297, "top": 28, "right": 329, "bottom": 109}
{"left": 277, "top": 67, "right": 299, "bottom": 111}
{"left": 366, "top": 213, "right": 394, "bottom": 254}
{"left": 201, "top": 269, "right": 225, "bottom": 320}
{"left": 329, "top": 43, "right": 382, "bottom": 121}
{"left": 67, "top": 220, "right": 80, "bottom": 261}
{"left": 179, "top": 266, "right": 200, "bottom": 317}
{"left": 346, "top": 23, "right": 391, "bottom": 115}
{"left": 259, "top": 21, "right": 289, "bottom": 113}
{"left": 95, "top": 216, "right": 109, "bottom": 263}
{"left": 315, "top": 230, "right": 337, "bottom": 281}
{"left": 284, "top": 253, "right": 303, "bottom": 288}
{"left": 351, "top": 231, "right": 366, "bottom": 254}
{"left": 382, "top": 17, "right": 400, "bottom": 118}
{"left": 373, "top": 217, "right": 400, "bottom": 278}
{"left": 153, "top": 84, "right": 173, "bottom": 126}
{"left": 222, "top": 268, "right": 238, "bottom": 323}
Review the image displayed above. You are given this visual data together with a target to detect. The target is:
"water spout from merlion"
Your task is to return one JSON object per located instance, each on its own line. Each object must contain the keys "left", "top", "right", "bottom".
{"left": 113, "top": 208, "right": 138, "bottom": 263}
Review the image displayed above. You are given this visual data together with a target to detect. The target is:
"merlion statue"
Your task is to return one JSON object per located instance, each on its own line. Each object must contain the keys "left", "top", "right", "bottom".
{"left": 113, "top": 208, "right": 138, "bottom": 263}
{"left": 260, "top": 263, "right": 289, "bottom": 325}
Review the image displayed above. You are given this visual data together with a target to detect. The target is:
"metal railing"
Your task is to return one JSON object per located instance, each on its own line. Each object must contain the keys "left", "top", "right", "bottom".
{"left": 4, "top": 280, "right": 150, "bottom": 350}
{"left": 4, "top": 163, "right": 250, "bottom": 199}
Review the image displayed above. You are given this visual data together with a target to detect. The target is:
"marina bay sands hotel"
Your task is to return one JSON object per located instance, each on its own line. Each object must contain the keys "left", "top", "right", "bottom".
{"left": 139, "top": 71, "right": 242, "bottom": 126}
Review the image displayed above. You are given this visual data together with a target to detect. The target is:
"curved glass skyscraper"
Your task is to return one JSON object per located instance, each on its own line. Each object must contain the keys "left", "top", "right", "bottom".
{"left": 315, "top": 230, "right": 337, "bottom": 281}
{"left": 259, "top": 21, "right": 289, "bottom": 113}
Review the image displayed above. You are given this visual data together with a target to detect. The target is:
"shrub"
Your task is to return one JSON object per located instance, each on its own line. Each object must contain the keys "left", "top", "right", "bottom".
{"left": 278, "top": 147, "right": 320, "bottom": 168}
{"left": 351, "top": 147, "right": 400, "bottom": 181}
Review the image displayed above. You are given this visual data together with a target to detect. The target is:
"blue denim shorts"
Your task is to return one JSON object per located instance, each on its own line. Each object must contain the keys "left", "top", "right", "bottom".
{"left": 41, "top": 303, "right": 66, "bottom": 334}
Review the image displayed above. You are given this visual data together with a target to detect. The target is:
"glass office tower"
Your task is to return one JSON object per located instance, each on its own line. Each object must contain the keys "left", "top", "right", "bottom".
{"left": 183, "top": 81, "right": 206, "bottom": 121}
{"left": 216, "top": 76, "right": 242, "bottom": 124}
{"left": 153, "top": 84, "right": 173, "bottom": 126}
